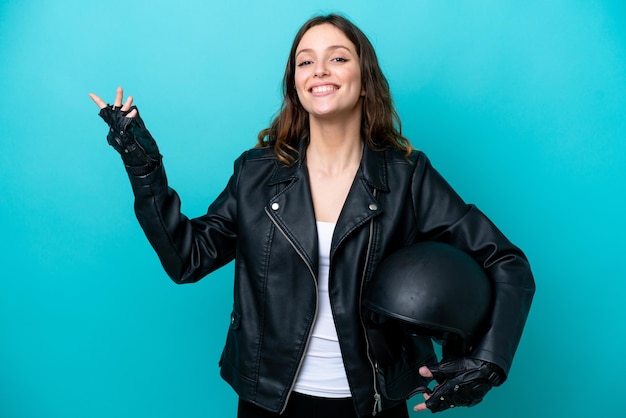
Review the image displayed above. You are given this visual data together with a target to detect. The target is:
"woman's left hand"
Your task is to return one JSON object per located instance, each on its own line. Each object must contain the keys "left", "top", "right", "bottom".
{"left": 413, "top": 366, "right": 434, "bottom": 412}
{"left": 413, "top": 359, "right": 504, "bottom": 413}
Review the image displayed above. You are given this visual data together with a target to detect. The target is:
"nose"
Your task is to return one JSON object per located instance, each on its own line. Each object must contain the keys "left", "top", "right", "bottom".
{"left": 313, "top": 62, "right": 329, "bottom": 77}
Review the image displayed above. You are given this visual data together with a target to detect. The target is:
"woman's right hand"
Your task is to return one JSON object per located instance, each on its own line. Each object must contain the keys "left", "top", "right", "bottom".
{"left": 89, "top": 86, "right": 137, "bottom": 118}
{"left": 89, "top": 86, "right": 161, "bottom": 176}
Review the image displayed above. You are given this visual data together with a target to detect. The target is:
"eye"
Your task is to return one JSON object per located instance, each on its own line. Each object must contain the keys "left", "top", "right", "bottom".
{"left": 297, "top": 60, "right": 313, "bottom": 67}
{"left": 331, "top": 57, "right": 349, "bottom": 63}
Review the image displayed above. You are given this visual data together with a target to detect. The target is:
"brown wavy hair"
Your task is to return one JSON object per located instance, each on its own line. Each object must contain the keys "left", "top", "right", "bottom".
{"left": 257, "top": 13, "right": 412, "bottom": 165}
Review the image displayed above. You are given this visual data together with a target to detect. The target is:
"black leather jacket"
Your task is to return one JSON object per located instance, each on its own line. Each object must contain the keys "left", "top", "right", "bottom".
{"left": 127, "top": 143, "right": 535, "bottom": 417}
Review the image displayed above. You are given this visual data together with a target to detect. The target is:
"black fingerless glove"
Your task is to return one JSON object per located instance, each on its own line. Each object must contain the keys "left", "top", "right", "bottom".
{"left": 98, "top": 105, "right": 162, "bottom": 176}
{"left": 425, "top": 358, "right": 504, "bottom": 413}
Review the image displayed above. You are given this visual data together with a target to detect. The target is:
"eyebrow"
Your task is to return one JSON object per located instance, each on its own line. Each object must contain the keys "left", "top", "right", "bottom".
{"left": 295, "top": 44, "right": 354, "bottom": 57}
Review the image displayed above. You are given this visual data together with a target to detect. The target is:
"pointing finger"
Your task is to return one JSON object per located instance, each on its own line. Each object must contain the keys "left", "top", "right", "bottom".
{"left": 413, "top": 392, "right": 431, "bottom": 412}
{"left": 121, "top": 95, "right": 134, "bottom": 112}
{"left": 413, "top": 402, "right": 429, "bottom": 412}
{"left": 114, "top": 86, "right": 123, "bottom": 107}
{"left": 89, "top": 93, "right": 107, "bottom": 109}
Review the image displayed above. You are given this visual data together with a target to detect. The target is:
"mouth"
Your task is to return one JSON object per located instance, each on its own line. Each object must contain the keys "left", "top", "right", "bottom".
{"left": 310, "top": 84, "right": 339, "bottom": 94}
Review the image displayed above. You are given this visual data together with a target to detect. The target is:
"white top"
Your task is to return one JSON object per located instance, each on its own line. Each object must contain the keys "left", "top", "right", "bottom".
{"left": 293, "top": 221, "right": 351, "bottom": 397}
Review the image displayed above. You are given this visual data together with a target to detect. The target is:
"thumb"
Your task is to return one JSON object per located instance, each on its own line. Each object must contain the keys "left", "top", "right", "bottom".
{"left": 419, "top": 366, "right": 433, "bottom": 378}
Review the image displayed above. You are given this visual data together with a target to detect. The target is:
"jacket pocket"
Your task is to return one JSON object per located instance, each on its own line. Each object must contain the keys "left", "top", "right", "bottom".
{"left": 219, "top": 308, "right": 242, "bottom": 368}
{"left": 229, "top": 309, "right": 241, "bottom": 330}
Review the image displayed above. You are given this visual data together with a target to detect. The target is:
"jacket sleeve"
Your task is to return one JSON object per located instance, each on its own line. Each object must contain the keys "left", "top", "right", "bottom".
{"left": 126, "top": 155, "right": 244, "bottom": 283}
{"left": 410, "top": 152, "right": 535, "bottom": 377}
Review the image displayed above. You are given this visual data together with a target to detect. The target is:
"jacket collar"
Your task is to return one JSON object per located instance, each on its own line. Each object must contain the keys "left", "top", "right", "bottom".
{"left": 360, "top": 144, "right": 389, "bottom": 192}
{"left": 268, "top": 140, "right": 389, "bottom": 191}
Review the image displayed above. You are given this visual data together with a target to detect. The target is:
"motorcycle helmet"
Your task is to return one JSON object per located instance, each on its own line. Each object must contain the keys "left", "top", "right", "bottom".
{"left": 363, "top": 241, "right": 492, "bottom": 355}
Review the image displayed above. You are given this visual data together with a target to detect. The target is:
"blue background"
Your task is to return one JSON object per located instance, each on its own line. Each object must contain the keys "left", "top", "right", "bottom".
{"left": 1, "top": 1, "right": 624, "bottom": 417}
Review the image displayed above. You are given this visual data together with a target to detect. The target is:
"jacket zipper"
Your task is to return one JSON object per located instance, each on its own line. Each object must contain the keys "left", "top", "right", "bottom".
{"left": 264, "top": 207, "right": 319, "bottom": 415}
{"left": 265, "top": 188, "right": 381, "bottom": 415}
{"left": 358, "top": 189, "right": 382, "bottom": 416}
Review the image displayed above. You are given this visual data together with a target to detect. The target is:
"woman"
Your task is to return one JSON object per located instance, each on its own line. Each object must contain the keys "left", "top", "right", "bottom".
{"left": 90, "top": 14, "right": 534, "bottom": 418}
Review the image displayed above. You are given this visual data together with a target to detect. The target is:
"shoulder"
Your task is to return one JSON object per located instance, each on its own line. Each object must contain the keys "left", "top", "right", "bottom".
{"left": 382, "top": 146, "right": 429, "bottom": 167}
{"left": 238, "top": 146, "right": 278, "bottom": 163}
{"left": 229, "top": 146, "right": 292, "bottom": 189}
{"left": 230, "top": 146, "right": 282, "bottom": 173}
{"left": 380, "top": 147, "right": 444, "bottom": 190}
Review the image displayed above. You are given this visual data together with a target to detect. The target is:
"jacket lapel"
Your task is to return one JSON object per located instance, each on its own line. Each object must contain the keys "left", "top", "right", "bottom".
{"left": 332, "top": 145, "right": 388, "bottom": 253}
{"left": 265, "top": 151, "right": 319, "bottom": 277}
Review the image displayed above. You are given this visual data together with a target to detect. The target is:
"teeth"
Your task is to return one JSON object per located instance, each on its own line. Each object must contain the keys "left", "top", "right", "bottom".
{"left": 312, "top": 85, "right": 337, "bottom": 93}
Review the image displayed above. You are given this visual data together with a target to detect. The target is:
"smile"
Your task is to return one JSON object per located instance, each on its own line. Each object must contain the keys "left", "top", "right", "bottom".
{"left": 311, "top": 85, "right": 338, "bottom": 94}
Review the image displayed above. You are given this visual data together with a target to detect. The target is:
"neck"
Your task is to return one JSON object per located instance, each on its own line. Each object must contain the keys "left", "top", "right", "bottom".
{"left": 307, "top": 112, "right": 363, "bottom": 174}
{"left": 307, "top": 124, "right": 362, "bottom": 175}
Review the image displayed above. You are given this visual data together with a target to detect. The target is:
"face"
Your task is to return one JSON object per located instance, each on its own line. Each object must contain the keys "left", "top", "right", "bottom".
{"left": 294, "top": 24, "right": 364, "bottom": 122}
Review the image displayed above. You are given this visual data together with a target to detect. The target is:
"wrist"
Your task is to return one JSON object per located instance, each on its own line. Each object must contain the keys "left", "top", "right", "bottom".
{"left": 125, "top": 159, "right": 160, "bottom": 177}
